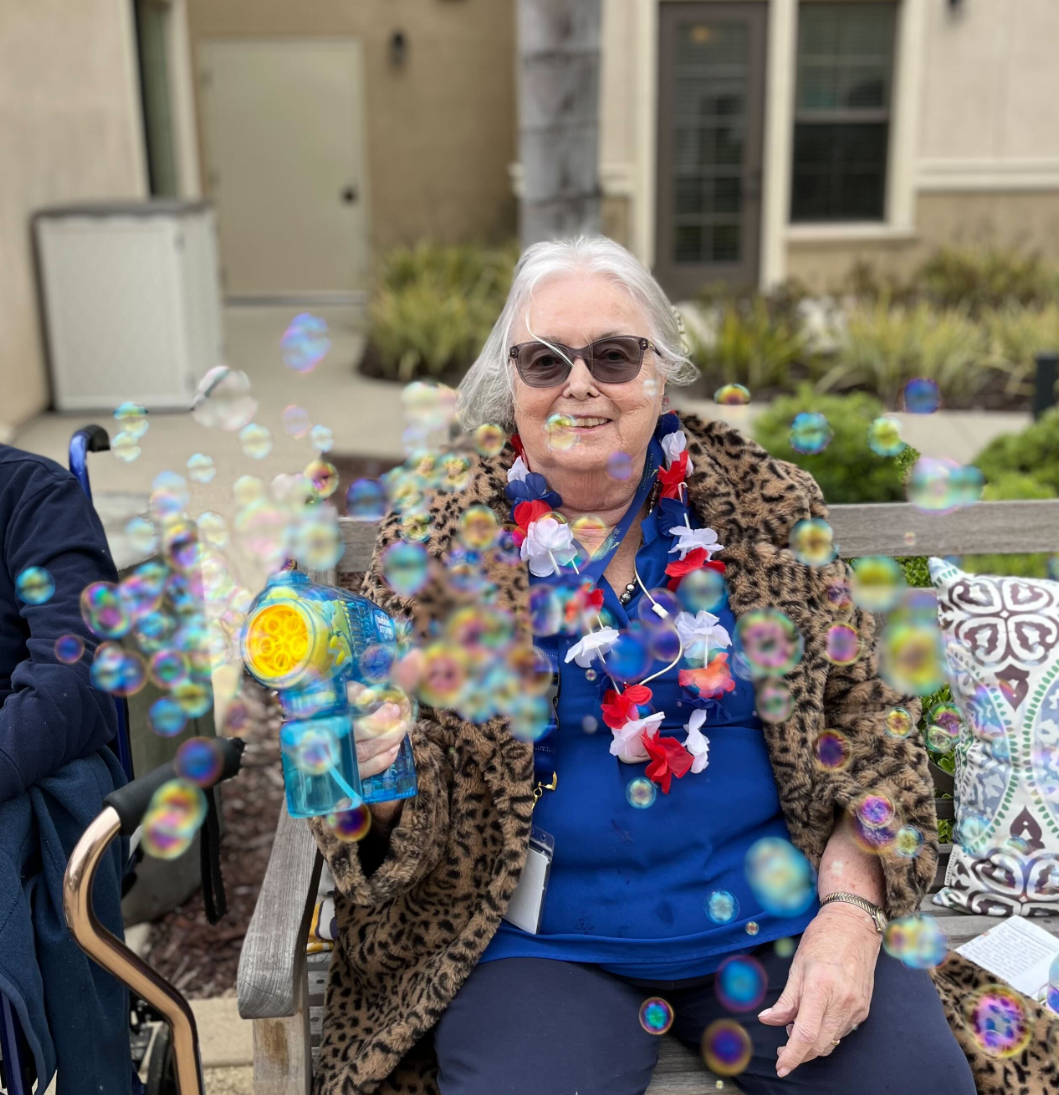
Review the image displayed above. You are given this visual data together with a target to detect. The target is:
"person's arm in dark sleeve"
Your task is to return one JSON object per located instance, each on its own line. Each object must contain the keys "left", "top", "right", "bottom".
{"left": 0, "top": 476, "right": 120, "bottom": 801}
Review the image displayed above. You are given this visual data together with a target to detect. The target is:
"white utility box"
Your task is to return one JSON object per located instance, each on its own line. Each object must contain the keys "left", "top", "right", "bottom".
{"left": 33, "top": 201, "right": 224, "bottom": 411}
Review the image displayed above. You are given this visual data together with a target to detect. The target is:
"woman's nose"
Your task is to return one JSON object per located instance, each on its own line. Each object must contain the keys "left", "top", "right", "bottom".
{"left": 563, "top": 356, "right": 598, "bottom": 399}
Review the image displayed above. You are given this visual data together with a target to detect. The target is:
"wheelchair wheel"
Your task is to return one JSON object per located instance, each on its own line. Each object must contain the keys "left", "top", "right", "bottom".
{"left": 144, "top": 1023, "right": 178, "bottom": 1095}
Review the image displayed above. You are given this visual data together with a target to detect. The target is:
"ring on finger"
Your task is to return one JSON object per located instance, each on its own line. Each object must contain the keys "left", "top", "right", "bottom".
{"left": 831, "top": 1039, "right": 841, "bottom": 1046}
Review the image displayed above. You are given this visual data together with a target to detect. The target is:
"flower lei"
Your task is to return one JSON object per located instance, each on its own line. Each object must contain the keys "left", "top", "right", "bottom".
{"left": 505, "top": 415, "right": 734, "bottom": 794}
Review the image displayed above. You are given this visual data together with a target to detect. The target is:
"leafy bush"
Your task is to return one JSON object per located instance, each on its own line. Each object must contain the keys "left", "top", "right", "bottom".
{"left": 975, "top": 405, "right": 1059, "bottom": 495}
{"left": 368, "top": 240, "right": 518, "bottom": 382}
{"left": 913, "top": 246, "right": 1059, "bottom": 314}
{"left": 752, "top": 385, "right": 905, "bottom": 504}
{"left": 983, "top": 304, "right": 1059, "bottom": 398}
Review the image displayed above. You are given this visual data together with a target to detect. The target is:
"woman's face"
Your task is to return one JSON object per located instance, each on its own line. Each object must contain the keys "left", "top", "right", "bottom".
{"left": 510, "top": 274, "right": 665, "bottom": 480}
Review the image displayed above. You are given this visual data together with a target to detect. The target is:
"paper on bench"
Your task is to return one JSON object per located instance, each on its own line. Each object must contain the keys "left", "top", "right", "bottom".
{"left": 956, "top": 916, "right": 1059, "bottom": 1002}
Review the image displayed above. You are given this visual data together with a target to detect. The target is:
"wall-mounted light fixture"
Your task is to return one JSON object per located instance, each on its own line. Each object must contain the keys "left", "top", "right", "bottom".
{"left": 390, "top": 30, "right": 407, "bottom": 68}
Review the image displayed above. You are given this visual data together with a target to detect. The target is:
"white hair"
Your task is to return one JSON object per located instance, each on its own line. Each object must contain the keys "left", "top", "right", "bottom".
{"left": 456, "top": 235, "right": 699, "bottom": 432}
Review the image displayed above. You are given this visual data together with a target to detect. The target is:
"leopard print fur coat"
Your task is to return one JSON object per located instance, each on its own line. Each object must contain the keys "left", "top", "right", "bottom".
{"left": 309, "top": 413, "right": 1059, "bottom": 1095}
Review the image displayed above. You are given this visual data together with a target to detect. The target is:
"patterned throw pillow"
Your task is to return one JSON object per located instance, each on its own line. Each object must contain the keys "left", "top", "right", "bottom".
{"left": 929, "top": 558, "right": 1059, "bottom": 916}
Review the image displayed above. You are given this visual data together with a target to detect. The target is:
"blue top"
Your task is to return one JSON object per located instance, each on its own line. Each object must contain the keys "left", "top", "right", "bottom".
{"left": 482, "top": 498, "right": 818, "bottom": 979}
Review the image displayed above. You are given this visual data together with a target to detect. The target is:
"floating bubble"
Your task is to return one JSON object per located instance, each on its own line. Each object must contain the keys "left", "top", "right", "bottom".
{"left": 702, "top": 1020, "right": 752, "bottom": 1077}
{"left": 884, "top": 914, "right": 948, "bottom": 970}
{"left": 789, "top": 412, "right": 833, "bottom": 455}
{"left": 678, "top": 568, "right": 727, "bottom": 614}
{"left": 382, "top": 542, "right": 429, "bottom": 597}
{"left": 606, "top": 451, "right": 634, "bottom": 481}
{"left": 639, "top": 998, "right": 674, "bottom": 1035}
{"left": 310, "top": 424, "right": 334, "bottom": 452}
{"left": 149, "top": 697, "right": 187, "bottom": 739}
{"left": 894, "top": 826, "right": 925, "bottom": 859}
{"left": 282, "top": 404, "right": 311, "bottom": 438}
{"left": 927, "top": 702, "right": 963, "bottom": 753}
{"left": 1048, "top": 955, "right": 1059, "bottom": 1015}
{"left": 418, "top": 643, "right": 469, "bottom": 709}
{"left": 173, "top": 680, "right": 212, "bottom": 719}
{"left": 626, "top": 777, "right": 657, "bottom": 809}
{"left": 867, "top": 415, "right": 906, "bottom": 457}
{"left": 328, "top": 802, "right": 372, "bottom": 842}
{"left": 814, "top": 729, "right": 851, "bottom": 771}
{"left": 286, "top": 724, "right": 338, "bottom": 776}
{"left": 735, "top": 609, "right": 802, "bottom": 678}
{"left": 774, "top": 937, "right": 795, "bottom": 958}
{"left": 582, "top": 715, "right": 598, "bottom": 734}
{"left": 54, "top": 633, "right": 85, "bottom": 663}
{"left": 124, "top": 516, "right": 158, "bottom": 556}
{"left": 112, "top": 431, "right": 141, "bottom": 462}
{"left": 715, "top": 383, "right": 751, "bottom": 406}
{"left": 15, "top": 566, "right": 55, "bottom": 605}
{"left": 115, "top": 402, "right": 149, "bottom": 438}
{"left": 855, "top": 791, "right": 895, "bottom": 829}
{"left": 186, "top": 453, "right": 215, "bottom": 484}
{"left": 884, "top": 706, "right": 914, "bottom": 739}
{"left": 903, "top": 378, "right": 940, "bottom": 415}
{"left": 192, "top": 365, "right": 257, "bottom": 431}
{"left": 175, "top": 737, "right": 222, "bottom": 787}
{"left": 528, "top": 585, "right": 563, "bottom": 637}
{"left": 825, "top": 623, "right": 860, "bottom": 666}
{"left": 401, "top": 381, "right": 458, "bottom": 433}
{"left": 790, "top": 519, "right": 836, "bottom": 567}
{"left": 239, "top": 423, "right": 273, "bottom": 460}
{"left": 305, "top": 458, "right": 339, "bottom": 500}
{"left": 142, "top": 779, "right": 207, "bottom": 859}
{"left": 544, "top": 413, "right": 579, "bottom": 452}
{"left": 826, "top": 580, "right": 852, "bottom": 610}
{"left": 150, "top": 471, "right": 190, "bottom": 521}
{"left": 907, "top": 457, "right": 983, "bottom": 514}
{"left": 706, "top": 890, "right": 740, "bottom": 925}
{"left": 880, "top": 621, "right": 946, "bottom": 696}
{"left": 507, "top": 693, "right": 553, "bottom": 743}
{"left": 850, "top": 556, "right": 905, "bottom": 613}
{"left": 194, "top": 512, "right": 227, "bottom": 551}
{"left": 745, "top": 921, "right": 759, "bottom": 936}
{"left": 345, "top": 478, "right": 387, "bottom": 521}
{"left": 149, "top": 648, "right": 190, "bottom": 690}
{"left": 966, "top": 987, "right": 1032, "bottom": 1059}
{"left": 457, "top": 505, "right": 500, "bottom": 552}
{"left": 755, "top": 679, "right": 794, "bottom": 724}
{"left": 716, "top": 956, "right": 767, "bottom": 1013}
{"left": 281, "top": 313, "right": 331, "bottom": 372}
{"left": 955, "top": 810, "right": 991, "bottom": 851}
{"left": 80, "top": 582, "right": 131, "bottom": 639}
{"left": 474, "top": 423, "right": 506, "bottom": 457}
{"left": 606, "top": 630, "right": 652, "bottom": 683}
{"left": 745, "top": 837, "right": 815, "bottom": 917}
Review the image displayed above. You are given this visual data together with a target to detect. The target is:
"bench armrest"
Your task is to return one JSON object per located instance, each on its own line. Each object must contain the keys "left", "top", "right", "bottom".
{"left": 238, "top": 803, "right": 323, "bottom": 1020}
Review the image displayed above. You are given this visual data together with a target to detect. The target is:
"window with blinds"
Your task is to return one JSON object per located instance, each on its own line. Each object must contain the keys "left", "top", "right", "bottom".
{"left": 790, "top": 2, "right": 897, "bottom": 222}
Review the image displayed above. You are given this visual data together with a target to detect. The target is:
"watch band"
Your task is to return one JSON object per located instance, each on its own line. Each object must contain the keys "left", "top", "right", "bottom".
{"left": 820, "top": 891, "right": 887, "bottom": 933}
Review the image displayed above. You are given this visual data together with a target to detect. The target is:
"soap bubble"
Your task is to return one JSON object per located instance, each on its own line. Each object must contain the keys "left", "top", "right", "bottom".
{"left": 346, "top": 478, "right": 388, "bottom": 520}
{"left": 382, "top": 542, "right": 429, "bottom": 597}
{"left": 774, "top": 937, "right": 795, "bottom": 958}
{"left": 239, "top": 423, "right": 273, "bottom": 460}
{"left": 907, "top": 457, "right": 983, "bottom": 514}
{"left": 294, "top": 508, "right": 345, "bottom": 571}
{"left": 175, "top": 737, "right": 222, "bottom": 787}
{"left": 884, "top": 707, "right": 915, "bottom": 739}
{"left": 149, "top": 648, "right": 190, "bottom": 690}
{"left": 715, "top": 956, "right": 767, "bottom": 1012}
{"left": 755, "top": 679, "right": 794, "bottom": 723}
{"left": 966, "top": 987, "right": 1031, "bottom": 1058}
{"left": 789, "top": 519, "right": 836, "bottom": 566}
{"left": 417, "top": 644, "right": 469, "bottom": 709}
{"left": 677, "top": 568, "right": 727, "bottom": 614}
{"left": 402, "top": 381, "right": 458, "bottom": 434}
{"left": 285, "top": 724, "right": 338, "bottom": 776}
{"left": 281, "top": 313, "right": 331, "bottom": 372}
{"left": 186, "top": 453, "right": 216, "bottom": 483}
{"left": 639, "top": 998, "right": 674, "bottom": 1035}
{"left": 282, "top": 404, "right": 312, "bottom": 438}
{"left": 702, "top": 1020, "right": 752, "bottom": 1077}
{"left": 474, "top": 423, "right": 506, "bottom": 457}
{"left": 196, "top": 511, "right": 229, "bottom": 549}
{"left": 927, "top": 701, "right": 963, "bottom": 753}
{"left": 81, "top": 582, "right": 131, "bottom": 639}
{"left": 606, "top": 452, "right": 634, "bottom": 480}
{"left": 903, "top": 378, "right": 940, "bottom": 414}
{"left": 310, "top": 424, "right": 334, "bottom": 452}
{"left": 458, "top": 505, "right": 500, "bottom": 551}
{"left": 626, "top": 777, "right": 657, "bottom": 809}
{"left": 328, "top": 802, "right": 372, "bottom": 842}
{"left": 745, "top": 921, "right": 759, "bottom": 935}
{"left": 715, "top": 384, "right": 751, "bottom": 406}
{"left": 15, "top": 566, "right": 54, "bottom": 605}
{"left": 528, "top": 585, "right": 563, "bottom": 636}
{"left": 745, "top": 837, "right": 815, "bottom": 917}
{"left": 894, "top": 826, "right": 925, "bottom": 859}
{"left": 735, "top": 609, "right": 802, "bottom": 677}
{"left": 789, "top": 412, "right": 832, "bottom": 454}
{"left": 880, "top": 621, "right": 946, "bottom": 696}
{"left": 112, "top": 431, "right": 141, "bottom": 462}
{"left": 814, "top": 729, "right": 851, "bottom": 771}
{"left": 868, "top": 415, "right": 905, "bottom": 457}
{"left": 305, "top": 458, "right": 339, "bottom": 500}
{"left": 54, "top": 634, "right": 85, "bottom": 663}
{"left": 1047, "top": 955, "right": 1059, "bottom": 1015}
{"left": 150, "top": 471, "right": 190, "bottom": 520}
{"left": 884, "top": 914, "right": 948, "bottom": 970}
{"left": 706, "top": 890, "right": 740, "bottom": 924}
{"left": 855, "top": 791, "right": 895, "bottom": 829}
{"left": 192, "top": 365, "right": 257, "bottom": 431}
{"left": 606, "top": 631, "right": 652, "bottom": 683}
{"left": 114, "top": 402, "right": 149, "bottom": 438}
{"left": 125, "top": 516, "right": 158, "bottom": 556}
{"left": 825, "top": 623, "right": 860, "bottom": 666}
{"left": 173, "top": 680, "right": 212, "bottom": 718}
{"left": 142, "top": 779, "right": 207, "bottom": 859}
{"left": 850, "top": 556, "right": 905, "bottom": 612}
{"left": 90, "top": 644, "right": 146, "bottom": 696}
{"left": 544, "top": 413, "right": 579, "bottom": 451}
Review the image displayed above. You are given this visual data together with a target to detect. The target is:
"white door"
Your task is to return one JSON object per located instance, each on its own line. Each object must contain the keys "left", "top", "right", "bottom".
{"left": 197, "top": 38, "right": 370, "bottom": 300}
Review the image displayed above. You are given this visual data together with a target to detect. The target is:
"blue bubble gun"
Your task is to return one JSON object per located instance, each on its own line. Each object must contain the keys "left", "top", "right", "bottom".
{"left": 240, "top": 569, "right": 417, "bottom": 818}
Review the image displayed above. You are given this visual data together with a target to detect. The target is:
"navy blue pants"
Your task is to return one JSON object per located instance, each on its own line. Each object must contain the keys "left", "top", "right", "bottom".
{"left": 434, "top": 945, "right": 976, "bottom": 1095}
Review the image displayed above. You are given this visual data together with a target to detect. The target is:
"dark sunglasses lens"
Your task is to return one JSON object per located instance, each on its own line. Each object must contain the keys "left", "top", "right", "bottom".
{"left": 590, "top": 337, "right": 644, "bottom": 383}
{"left": 517, "top": 344, "right": 571, "bottom": 387}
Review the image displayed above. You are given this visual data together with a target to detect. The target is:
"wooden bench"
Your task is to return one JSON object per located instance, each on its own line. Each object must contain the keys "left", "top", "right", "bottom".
{"left": 236, "top": 499, "right": 1059, "bottom": 1094}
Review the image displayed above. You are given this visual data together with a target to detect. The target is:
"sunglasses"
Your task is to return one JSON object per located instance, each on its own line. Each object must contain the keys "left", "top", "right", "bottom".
{"left": 508, "top": 335, "right": 655, "bottom": 388}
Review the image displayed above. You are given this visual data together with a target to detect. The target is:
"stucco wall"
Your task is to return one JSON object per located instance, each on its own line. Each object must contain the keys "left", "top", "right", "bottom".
{"left": 0, "top": 0, "right": 147, "bottom": 433}
{"left": 186, "top": 0, "right": 517, "bottom": 262}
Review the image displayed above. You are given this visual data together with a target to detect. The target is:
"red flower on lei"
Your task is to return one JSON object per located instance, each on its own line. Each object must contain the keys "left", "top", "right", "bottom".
{"left": 658, "top": 451, "right": 689, "bottom": 500}
{"left": 643, "top": 732, "right": 694, "bottom": 793}
{"left": 678, "top": 653, "right": 736, "bottom": 699}
{"left": 601, "top": 684, "right": 653, "bottom": 731}
{"left": 665, "top": 548, "right": 726, "bottom": 590}
{"left": 511, "top": 498, "right": 553, "bottom": 547}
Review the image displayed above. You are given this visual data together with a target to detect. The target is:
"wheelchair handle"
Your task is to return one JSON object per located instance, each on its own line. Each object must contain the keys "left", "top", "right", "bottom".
{"left": 104, "top": 737, "right": 245, "bottom": 837}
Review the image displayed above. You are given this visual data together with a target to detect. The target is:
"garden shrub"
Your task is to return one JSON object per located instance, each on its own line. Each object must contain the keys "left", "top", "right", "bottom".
{"left": 982, "top": 304, "right": 1059, "bottom": 398}
{"left": 912, "top": 246, "right": 1059, "bottom": 314}
{"left": 974, "top": 405, "right": 1059, "bottom": 495}
{"left": 752, "top": 385, "right": 905, "bottom": 504}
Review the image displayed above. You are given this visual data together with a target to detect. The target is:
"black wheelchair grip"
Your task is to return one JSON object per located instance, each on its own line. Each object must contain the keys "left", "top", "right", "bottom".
{"left": 104, "top": 737, "right": 246, "bottom": 837}
{"left": 76, "top": 425, "right": 112, "bottom": 454}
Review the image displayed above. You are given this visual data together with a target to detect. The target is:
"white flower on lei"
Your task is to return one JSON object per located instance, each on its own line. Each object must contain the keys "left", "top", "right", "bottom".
{"left": 564, "top": 627, "right": 619, "bottom": 669}
{"left": 609, "top": 711, "right": 665, "bottom": 763}
{"left": 521, "top": 516, "right": 578, "bottom": 577}
{"left": 674, "top": 610, "right": 731, "bottom": 662}
{"left": 660, "top": 430, "right": 694, "bottom": 475}
{"left": 667, "top": 525, "right": 722, "bottom": 561}
{"left": 683, "top": 708, "right": 710, "bottom": 774}
{"left": 506, "top": 455, "right": 530, "bottom": 483}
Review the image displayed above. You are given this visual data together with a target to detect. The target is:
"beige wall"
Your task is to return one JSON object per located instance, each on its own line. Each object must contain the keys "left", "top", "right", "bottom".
{"left": 186, "top": 0, "right": 517, "bottom": 266}
{"left": 0, "top": 0, "right": 147, "bottom": 433}
{"left": 786, "top": 191, "right": 1059, "bottom": 292}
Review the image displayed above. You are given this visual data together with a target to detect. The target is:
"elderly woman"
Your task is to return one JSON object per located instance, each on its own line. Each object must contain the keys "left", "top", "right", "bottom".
{"left": 310, "top": 237, "right": 976, "bottom": 1095}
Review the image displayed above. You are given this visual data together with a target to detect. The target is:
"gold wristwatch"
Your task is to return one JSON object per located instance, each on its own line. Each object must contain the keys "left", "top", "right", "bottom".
{"left": 820, "top": 891, "right": 887, "bottom": 933}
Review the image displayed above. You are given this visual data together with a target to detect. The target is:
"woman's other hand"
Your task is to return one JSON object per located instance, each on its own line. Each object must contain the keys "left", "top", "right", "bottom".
{"left": 758, "top": 902, "right": 880, "bottom": 1077}
{"left": 350, "top": 688, "right": 413, "bottom": 829}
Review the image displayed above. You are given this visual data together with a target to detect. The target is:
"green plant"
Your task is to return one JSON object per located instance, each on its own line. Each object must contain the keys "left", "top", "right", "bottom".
{"left": 752, "top": 385, "right": 905, "bottom": 504}
{"left": 912, "top": 246, "right": 1059, "bottom": 314}
{"left": 975, "top": 405, "right": 1059, "bottom": 496}
{"left": 982, "top": 304, "right": 1059, "bottom": 398}
{"left": 368, "top": 240, "right": 518, "bottom": 382}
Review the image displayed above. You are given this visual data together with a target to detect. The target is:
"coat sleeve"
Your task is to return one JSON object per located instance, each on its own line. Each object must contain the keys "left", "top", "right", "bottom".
{"left": 0, "top": 477, "right": 119, "bottom": 802}
{"left": 818, "top": 567, "right": 939, "bottom": 920}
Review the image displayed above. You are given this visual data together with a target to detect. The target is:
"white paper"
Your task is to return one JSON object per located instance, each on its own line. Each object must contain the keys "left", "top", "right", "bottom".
{"left": 956, "top": 916, "right": 1059, "bottom": 1000}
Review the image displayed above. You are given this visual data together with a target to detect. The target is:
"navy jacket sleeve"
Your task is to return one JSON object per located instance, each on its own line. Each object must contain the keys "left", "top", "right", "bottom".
{"left": 0, "top": 474, "right": 120, "bottom": 802}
